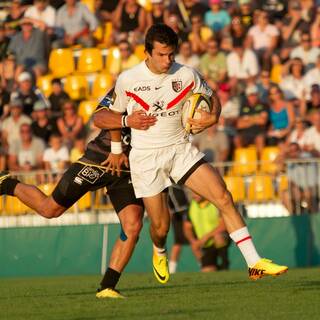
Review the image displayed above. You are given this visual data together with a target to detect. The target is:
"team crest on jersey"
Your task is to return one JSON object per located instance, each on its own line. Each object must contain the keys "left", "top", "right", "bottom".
{"left": 172, "top": 80, "right": 182, "bottom": 93}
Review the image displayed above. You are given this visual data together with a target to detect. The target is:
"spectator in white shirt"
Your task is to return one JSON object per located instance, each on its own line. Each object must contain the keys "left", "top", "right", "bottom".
{"left": 227, "top": 38, "right": 259, "bottom": 90}
{"left": 280, "top": 58, "right": 306, "bottom": 102}
{"left": 175, "top": 40, "right": 200, "bottom": 70}
{"left": 303, "top": 55, "right": 320, "bottom": 97}
{"left": 247, "top": 10, "right": 279, "bottom": 64}
{"left": 303, "top": 110, "right": 320, "bottom": 157}
{"left": 24, "top": 0, "right": 56, "bottom": 33}
{"left": 43, "top": 133, "right": 69, "bottom": 182}
{"left": 290, "top": 32, "right": 320, "bottom": 71}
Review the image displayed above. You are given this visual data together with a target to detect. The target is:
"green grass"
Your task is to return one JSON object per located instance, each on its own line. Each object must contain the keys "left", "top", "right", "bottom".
{"left": 1, "top": 268, "right": 319, "bottom": 320}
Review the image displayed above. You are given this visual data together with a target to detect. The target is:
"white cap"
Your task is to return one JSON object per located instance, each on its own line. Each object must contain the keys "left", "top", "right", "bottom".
{"left": 245, "top": 85, "right": 258, "bottom": 96}
{"left": 18, "top": 72, "right": 32, "bottom": 82}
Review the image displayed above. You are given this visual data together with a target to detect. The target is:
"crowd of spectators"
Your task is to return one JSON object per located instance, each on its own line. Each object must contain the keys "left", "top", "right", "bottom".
{"left": 0, "top": 0, "right": 319, "bottom": 212}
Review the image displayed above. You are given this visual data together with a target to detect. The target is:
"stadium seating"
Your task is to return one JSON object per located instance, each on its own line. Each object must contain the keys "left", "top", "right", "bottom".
{"left": 64, "top": 74, "right": 89, "bottom": 100}
{"left": 247, "top": 175, "right": 275, "bottom": 202}
{"left": 37, "top": 74, "right": 54, "bottom": 98}
{"left": 260, "top": 146, "right": 280, "bottom": 174}
{"left": 5, "top": 196, "right": 30, "bottom": 215}
{"left": 134, "top": 44, "right": 146, "bottom": 61}
{"left": 91, "top": 73, "right": 113, "bottom": 99}
{"left": 223, "top": 176, "right": 246, "bottom": 203}
{"left": 81, "top": 0, "right": 95, "bottom": 12}
{"left": 105, "top": 46, "right": 121, "bottom": 72}
{"left": 232, "top": 147, "right": 258, "bottom": 176}
{"left": 102, "top": 22, "right": 113, "bottom": 47}
{"left": 77, "top": 48, "right": 103, "bottom": 73}
{"left": 78, "top": 100, "right": 98, "bottom": 123}
{"left": 49, "top": 49, "right": 75, "bottom": 78}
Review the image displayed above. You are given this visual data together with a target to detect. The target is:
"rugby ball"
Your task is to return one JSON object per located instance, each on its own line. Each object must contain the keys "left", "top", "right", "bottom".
{"left": 181, "top": 93, "right": 212, "bottom": 134}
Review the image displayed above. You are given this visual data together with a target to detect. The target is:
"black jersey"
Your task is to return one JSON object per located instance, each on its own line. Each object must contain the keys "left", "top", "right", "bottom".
{"left": 80, "top": 89, "right": 131, "bottom": 165}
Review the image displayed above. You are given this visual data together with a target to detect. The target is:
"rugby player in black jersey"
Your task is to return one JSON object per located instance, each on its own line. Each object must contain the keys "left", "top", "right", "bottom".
{"left": 0, "top": 89, "right": 156, "bottom": 298}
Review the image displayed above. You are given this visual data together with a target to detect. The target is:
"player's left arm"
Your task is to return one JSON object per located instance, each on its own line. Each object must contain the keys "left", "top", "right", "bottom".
{"left": 188, "top": 90, "right": 222, "bottom": 132}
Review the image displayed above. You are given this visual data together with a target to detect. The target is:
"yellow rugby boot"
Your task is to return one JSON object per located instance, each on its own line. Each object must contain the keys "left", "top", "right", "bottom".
{"left": 153, "top": 251, "right": 169, "bottom": 284}
{"left": 96, "top": 288, "right": 125, "bottom": 299}
{"left": 248, "top": 258, "right": 288, "bottom": 280}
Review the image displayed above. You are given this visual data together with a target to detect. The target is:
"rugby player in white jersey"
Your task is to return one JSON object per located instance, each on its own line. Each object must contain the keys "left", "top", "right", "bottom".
{"left": 107, "top": 24, "right": 288, "bottom": 282}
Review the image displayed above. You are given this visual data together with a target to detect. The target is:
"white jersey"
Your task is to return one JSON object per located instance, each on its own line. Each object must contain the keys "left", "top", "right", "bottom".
{"left": 110, "top": 61, "right": 213, "bottom": 149}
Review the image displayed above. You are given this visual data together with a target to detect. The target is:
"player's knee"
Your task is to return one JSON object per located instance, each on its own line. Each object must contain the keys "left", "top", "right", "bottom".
{"left": 39, "top": 205, "right": 65, "bottom": 219}
{"left": 123, "top": 219, "right": 143, "bottom": 239}
{"left": 153, "top": 222, "right": 169, "bottom": 239}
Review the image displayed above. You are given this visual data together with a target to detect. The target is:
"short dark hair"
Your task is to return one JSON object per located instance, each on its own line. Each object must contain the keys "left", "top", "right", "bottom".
{"left": 145, "top": 24, "right": 178, "bottom": 55}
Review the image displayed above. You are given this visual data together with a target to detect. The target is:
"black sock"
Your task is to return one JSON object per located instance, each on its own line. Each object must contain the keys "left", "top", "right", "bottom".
{"left": 1, "top": 178, "right": 19, "bottom": 196}
{"left": 100, "top": 267, "right": 121, "bottom": 290}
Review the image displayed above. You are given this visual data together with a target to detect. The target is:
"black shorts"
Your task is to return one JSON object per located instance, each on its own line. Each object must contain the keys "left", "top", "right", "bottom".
{"left": 172, "top": 212, "right": 189, "bottom": 245}
{"left": 201, "top": 245, "right": 219, "bottom": 268}
{"left": 52, "top": 162, "right": 143, "bottom": 213}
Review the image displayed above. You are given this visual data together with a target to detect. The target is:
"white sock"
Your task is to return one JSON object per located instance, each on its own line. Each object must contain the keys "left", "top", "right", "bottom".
{"left": 169, "top": 260, "right": 177, "bottom": 274}
{"left": 229, "top": 227, "right": 261, "bottom": 267}
{"left": 153, "top": 244, "right": 167, "bottom": 257}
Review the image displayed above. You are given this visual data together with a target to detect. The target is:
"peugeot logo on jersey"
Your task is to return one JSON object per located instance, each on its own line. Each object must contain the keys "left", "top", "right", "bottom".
{"left": 152, "top": 100, "right": 165, "bottom": 112}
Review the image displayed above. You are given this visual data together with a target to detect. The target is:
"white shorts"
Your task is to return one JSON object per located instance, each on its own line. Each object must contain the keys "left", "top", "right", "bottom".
{"left": 129, "top": 143, "right": 204, "bottom": 198}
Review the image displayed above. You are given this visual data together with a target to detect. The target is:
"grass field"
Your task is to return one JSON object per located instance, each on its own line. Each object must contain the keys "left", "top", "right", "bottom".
{"left": 1, "top": 268, "right": 319, "bottom": 320}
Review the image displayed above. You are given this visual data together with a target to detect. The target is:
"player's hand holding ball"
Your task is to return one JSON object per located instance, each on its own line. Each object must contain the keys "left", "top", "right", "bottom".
{"left": 182, "top": 93, "right": 217, "bottom": 134}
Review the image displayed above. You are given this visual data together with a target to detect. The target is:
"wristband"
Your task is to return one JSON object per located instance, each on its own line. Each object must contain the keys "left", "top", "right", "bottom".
{"left": 111, "top": 141, "right": 122, "bottom": 154}
{"left": 121, "top": 115, "right": 126, "bottom": 127}
{"left": 124, "top": 115, "right": 129, "bottom": 127}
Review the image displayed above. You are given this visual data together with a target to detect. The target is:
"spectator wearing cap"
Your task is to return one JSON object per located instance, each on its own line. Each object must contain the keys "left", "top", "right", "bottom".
{"left": 218, "top": 83, "right": 240, "bottom": 136}
{"left": 199, "top": 38, "right": 227, "bottom": 90}
{"left": 8, "top": 18, "right": 47, "bottom": 79}
{"left": 1, "top": 98, "right": 31, "bottom": 149}
{"left": 31, "top": 100, "right": 57, "bottom": 144}
{"left": 188, "top": 13, "right": 213, "bottom": 55}
{"left": 48, "top": 78, "right": 69, "bottom": 119}
{"left": 146, "top": 0, "right": 170, "bottom": 27}
{"left": 8, "top": 122, "right": 45, "bottom": 172}
{"left": 290, "top": 32, "right": 320, "bottom": 72}
{"left": 43, "top": 133, "right": 69, "bottom": 182}
{"left": 267, "top": 84, "right": 295, "bottom": 146}
{"left": 247, "top": 10, "right": 279, "bottom": 65}
{"left": 226, "top": 38, "right": 259, "bottom": 91}
{"left": 238, "top": 0, "right": 254, "bottom": 31}
{"left": 175, "top": 40, "right": 200, "bottom": 70}
{"left": 24, "top": 0, "right": 56, "bottom": 34}
{"left": 55, "top": 0, "right": 98, "bottom": 48}
{"left": 13, "top": 72, "right": 39, "bottom": 116}
{"left": 234, "top": 85, "right": 268, "bottom": 155}
{"left": 205, "top": 0, "right": 231, "bottom": 34}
